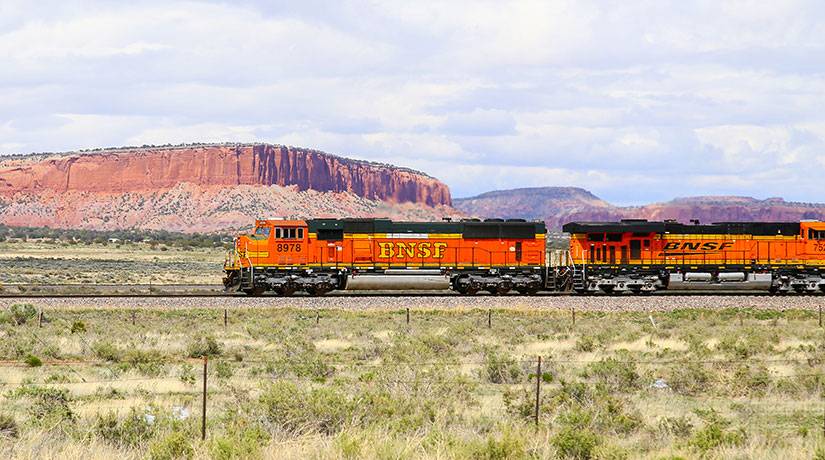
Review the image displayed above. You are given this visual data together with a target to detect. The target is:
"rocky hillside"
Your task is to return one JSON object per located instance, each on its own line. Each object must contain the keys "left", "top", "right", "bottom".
{"left": 0, "top": 143, "right": 451, "bottom": 206}
{"left": 0, "top": 144, "right": 455, "bottom": 232}
{"left": 455, "top": 187, "right": 825, "bottom": 229}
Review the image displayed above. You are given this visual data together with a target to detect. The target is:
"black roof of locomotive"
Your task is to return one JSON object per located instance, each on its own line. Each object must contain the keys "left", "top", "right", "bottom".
{"left": 306, "top": 218, "right": 546, "bottom": 239}
{"left": 562, "top": 219, "right": 801, "bottom": 236}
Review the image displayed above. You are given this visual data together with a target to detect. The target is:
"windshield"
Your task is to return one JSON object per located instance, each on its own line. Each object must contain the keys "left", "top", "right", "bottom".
{"left": 254, "top": 227, "right": 271, "bottom": 238}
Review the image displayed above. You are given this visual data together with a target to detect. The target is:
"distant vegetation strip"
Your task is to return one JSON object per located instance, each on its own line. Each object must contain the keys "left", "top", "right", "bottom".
{"left": 0, "top": 224, "right": 232, "bottom": 249}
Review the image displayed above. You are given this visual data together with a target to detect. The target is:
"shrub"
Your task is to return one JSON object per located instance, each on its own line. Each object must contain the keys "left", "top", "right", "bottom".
{"left": 149, "top": 431, "right": 193, "bottom": 460}
{"left": 731, "top": 364, "right": 771, "bottom": 396}
{"left": 215, "top": 360, "right": 234, "bottom": 380}
{"left": 24, "top": 354, "right": 42, "bottom": 367}
{"left": 258, "top": 381, "right": 355, "bottom": 435}
{"left": 187, "top": 335, "right": 223, "bottom": 358}
{"left": 8, "top": 304, "right": 37, "bottom": 325}
{"left": 70, "top": 320, "right": 86, "bottom": 334}
{"left": 266, "top": 340, "right": 333, "bottom": 380}
{"left": 552, "top": 427, "right": 600, "bottom": 459}
{"left": 26, "top": 387, "right": 75, "bottom": 426}
{"left": 119, "top": 348, "right": 165, "bottom": 376}
{"left": 92, "top": 341, "right": 122, "bottom": 362}
{"left": 689, "top": 409, "right": 746, "bottom": 453}
{"left": 481, "top": 351, "right": 524, "bottom": 384}
{"left": 666, "top": 362, "right": 712, "bottom": 395}
{"left": 0, "top": 414, "right": 19, "bottom": 438}
{"left": 209, "top": 425, "right": 269, "bottom": 460}
{"left": 574, "top": 336, "right": 596, "bottom": 352}
{"left": 95, "top": 409, "right": 155, "bottom": 447}
{"left": 581, "top": 358, "right": 640, "bottom": 392}
{"left": 656, "top": 416, "right": 694, "bottom": 438}
{"left": 465, "top": 430, "right": 527, "bottom": 459}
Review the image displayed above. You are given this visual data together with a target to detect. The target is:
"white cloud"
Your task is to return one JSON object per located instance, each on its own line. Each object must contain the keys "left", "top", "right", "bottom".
{"left": 1, "top": 0, "right": 825, "bottom": 203}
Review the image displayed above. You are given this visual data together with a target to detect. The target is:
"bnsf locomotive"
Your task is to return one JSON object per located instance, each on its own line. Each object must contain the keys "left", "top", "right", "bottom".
{"left": 223, "top": 218, "right": 547, "bottom": 296}
{"left": 224, "top": 217, "right": 825, "bottom": 295}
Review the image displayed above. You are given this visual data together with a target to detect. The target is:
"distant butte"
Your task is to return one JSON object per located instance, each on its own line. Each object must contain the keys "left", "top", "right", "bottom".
{"left": 0, "top": 143, "right": 451, "bottom": 206}
{"left": 0, "top": 143, "right": 455, "bottom": 232}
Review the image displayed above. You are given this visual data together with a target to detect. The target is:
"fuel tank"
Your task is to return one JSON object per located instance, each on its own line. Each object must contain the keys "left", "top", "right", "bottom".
{"left": 343, "top": 271, "right": 451, "bottom": 290}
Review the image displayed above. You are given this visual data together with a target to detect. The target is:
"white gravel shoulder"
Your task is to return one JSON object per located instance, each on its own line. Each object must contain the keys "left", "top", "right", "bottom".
{"left": 1, "top": 295, "right": 823, "bottom": 311}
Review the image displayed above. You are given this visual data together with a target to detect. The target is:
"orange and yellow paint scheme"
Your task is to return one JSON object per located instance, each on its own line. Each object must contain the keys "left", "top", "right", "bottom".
{"left": 224, "top": 218, "right": 547, "bottom": 296}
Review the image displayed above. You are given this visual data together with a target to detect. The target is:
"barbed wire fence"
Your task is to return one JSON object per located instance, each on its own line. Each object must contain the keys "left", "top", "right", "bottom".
{"left": 0, "top": 305, "right": 823, "bottom": 442}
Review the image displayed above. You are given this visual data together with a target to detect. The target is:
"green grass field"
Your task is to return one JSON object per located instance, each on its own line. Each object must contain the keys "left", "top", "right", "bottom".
{"left": 0, "top": 304, "right": 823, "bottom": 459}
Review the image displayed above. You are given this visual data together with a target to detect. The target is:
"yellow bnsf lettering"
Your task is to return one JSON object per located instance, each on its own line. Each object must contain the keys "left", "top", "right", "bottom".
{"left": 663, "top": 242, "right": 735, "bottom": 251}
{"left": 397, "top": 242, "right": 417, "bottom": 258}
{"left": 378, "top": 242, "right": 395, "bottom": 258}
{"left": 376, "top": 241, "right": 448, "bottom": 259}
{"left": 419, "top": 244, "right": 431, "bottom": 258}
{"left": 433, "top": 242, "right": 448, "bottom": 259}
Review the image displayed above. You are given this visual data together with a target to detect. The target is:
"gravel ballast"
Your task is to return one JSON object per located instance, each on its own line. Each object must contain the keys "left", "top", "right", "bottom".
{"left": 1, "top": 295, "right": 823, "bottom": 312}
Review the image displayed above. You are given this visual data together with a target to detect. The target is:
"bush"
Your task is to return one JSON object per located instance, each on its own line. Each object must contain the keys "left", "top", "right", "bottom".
{"left": 187, "top": 335, "right": 223, "bottom": 358}
{"left": 24, "top": 354, "right": 42, "bottom": 367}
{"left": 70, "top": 320, "right": 86, "bottom": 334}
{"left": 666, "top": 362, "right": 713, "bottom": 395}
{"left": 656, "top": 416, "right": 694, "bottom": 438}
{"left": 581, "top": 358, "right": 640, "bottom": 392}
{"left": 209, "top": 425, "right": 269, "bottom": 460}
{"left": 93, "top": 341, "right": 122, "bottom": 362}
{"left": 25, "top": 387, "right": 75, "bottom": 426}
{"left": 465, "top": 430, "right": 527, "bottom": 459}
{"left": 149, "top": 431, "right": 193, "bottom": 460}
{"left": 481, "top": 351, "right": 524, "bottom": 384}
{"left": 95, "top": 409, "right": 155, "bottom": 447}
{"left": 0, "top": 414, "right": 19, "bottom": 438}
{"left": 8, "top": 304, "right": 37, "bottom": 325}
{"left": 552, "top": 427, "right": 600, "bottom": 459}
{"left": 689, "top": 409, "right": 746, "bottom": 453}
{"left": 119, "top": 349, "right": 165, "bottom": 376}
{"left": 574, "top": 336, "right": 596, "bottom": 352}
{"left": 258, "top": 381, "right": 357, "bottom": 435}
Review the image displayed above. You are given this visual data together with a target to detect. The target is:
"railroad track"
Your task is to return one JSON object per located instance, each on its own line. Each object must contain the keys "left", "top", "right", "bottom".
{"left": 0, "top": 289, "right": 815, "bottom": 298}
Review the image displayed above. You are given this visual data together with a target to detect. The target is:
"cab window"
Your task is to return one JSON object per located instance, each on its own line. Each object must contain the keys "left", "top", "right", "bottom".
{"left": 274, "top": 227, "right": 305, "bottom": 239}
{"left": 253, "top": 227, "right": 271, "bottom": 239}
{"left": 809, "top": 229, "right": 825, "bottom": 239}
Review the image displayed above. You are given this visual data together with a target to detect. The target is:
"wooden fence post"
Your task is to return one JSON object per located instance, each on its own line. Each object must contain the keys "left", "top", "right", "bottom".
{"left": 224, "top": 308, "right": 228, "bottom": 328}
{"left": 487, "top": 309, "right": 492, "bottom": 328}
{"left": 406, "top": 307, "right": 410, "bottom": 325}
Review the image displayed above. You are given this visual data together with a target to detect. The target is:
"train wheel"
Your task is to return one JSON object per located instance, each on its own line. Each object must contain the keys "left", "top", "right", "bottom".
{"left": 464, "top": 286, "right": 480, "bottom": 296}
{"left": 496, "top": 285, "right": 511, "bottom": 295}
{"left": 243, "top": 287, "right": 266, "bottom": 296}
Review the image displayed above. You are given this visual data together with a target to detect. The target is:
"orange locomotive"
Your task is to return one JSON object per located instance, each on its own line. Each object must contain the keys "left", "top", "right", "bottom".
{"left": 223, "top": 218, "right": 547, "bottom": 296}
{"left": 563, "top": 219, "right": 825, "bottom": 294}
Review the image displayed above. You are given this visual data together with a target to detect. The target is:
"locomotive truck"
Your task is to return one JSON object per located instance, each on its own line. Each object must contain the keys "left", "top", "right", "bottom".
{"left": 223, "top": 217, "right": 825, "bottom": 295}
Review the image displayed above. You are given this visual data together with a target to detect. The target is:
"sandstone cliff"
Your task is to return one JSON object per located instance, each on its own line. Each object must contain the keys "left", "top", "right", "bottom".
{"left": 0, "top": 143, "right": 451, "bottom": 206}
{"left": 455, "top": 187, "right": 825, "bottom": 230}
{"left": 0, "top": 144, "right": 455, "bottom": 232}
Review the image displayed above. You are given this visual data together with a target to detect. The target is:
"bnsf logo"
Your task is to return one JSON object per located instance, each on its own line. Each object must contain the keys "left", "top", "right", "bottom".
{"left": 377, "top": 242, "right": 448, "bottom": 259}
{"left": 663, "top": 242, "right": 734, "bottom": 251}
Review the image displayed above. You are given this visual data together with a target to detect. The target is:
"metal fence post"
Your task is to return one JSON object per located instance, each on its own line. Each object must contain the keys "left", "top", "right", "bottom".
{"left": 534, "top": 356, "right": 542, "bottom": 427}
{"left": 201, "top": 356, "right": 208, "bottom": 441}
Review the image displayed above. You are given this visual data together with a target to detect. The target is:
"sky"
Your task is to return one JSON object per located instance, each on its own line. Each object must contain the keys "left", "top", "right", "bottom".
{"left": 1, "top": 1, "right": 824, "bottom": 204}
